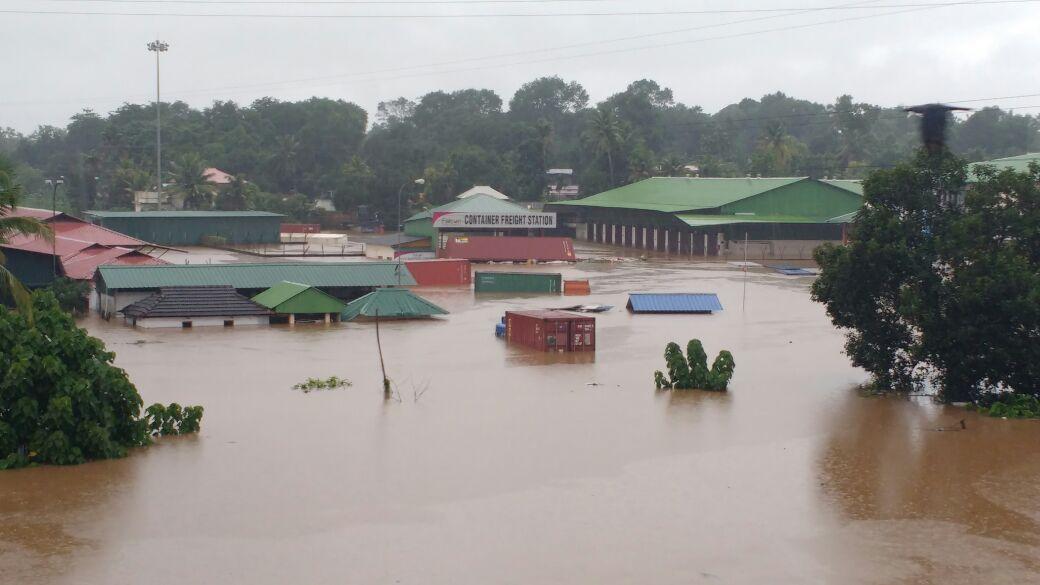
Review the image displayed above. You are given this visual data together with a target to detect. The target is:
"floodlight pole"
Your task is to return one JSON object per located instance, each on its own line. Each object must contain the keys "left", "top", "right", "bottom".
{"left": 396, "top": 177, "right": 425, "bottom": 285}
{"left": 148, "top": 40, "right": 169, "bottom": 208}
{"left": 45, "top": 177, "right": 64, "bottom": 277}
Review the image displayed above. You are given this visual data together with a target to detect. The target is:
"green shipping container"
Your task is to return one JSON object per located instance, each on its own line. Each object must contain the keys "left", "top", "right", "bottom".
{"left": 474, "top": 271, "right": 562, "bottom": 293}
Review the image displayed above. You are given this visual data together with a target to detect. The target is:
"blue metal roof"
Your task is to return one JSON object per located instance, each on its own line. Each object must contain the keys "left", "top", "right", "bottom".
{"left": 627, "top": 293, "right": 723, "bottom": 313}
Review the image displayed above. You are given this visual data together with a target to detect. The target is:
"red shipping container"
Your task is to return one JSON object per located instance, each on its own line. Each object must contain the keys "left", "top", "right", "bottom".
{"left": 404, "top": 259, "right": 472, "bottom": 286}
{"left": 504, "top": 310, "right": 596, "bottom": 352}
{"left": 441, "top": 236, "right": 576, "bottom": 262}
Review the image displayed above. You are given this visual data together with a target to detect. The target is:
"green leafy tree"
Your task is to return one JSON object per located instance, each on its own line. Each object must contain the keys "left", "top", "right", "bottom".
{"left": 217, "top": 174, "right": 255, "bottom": 211}
{"left": 107, "top": 158, "right": 152, "bottom": 209}
{"left": 168, "top": 153, "right": 216, "bottom": 210}
{"left": 334, "top": 156, "right": 376, "bottom": 212}
{"left": 654, "top": 339, "right": 735, "bottom": 391}
{"left": 813, "top": 151, "right": 1040, "bottom": 401}
{"left": 0, "top": 155, "right": 52, "bottom": 316}
{"left": 751, "top": 122, "right": 807, "bottom": 175}
{"left": 0, "top": 293, "right": 203, "bottom": 469}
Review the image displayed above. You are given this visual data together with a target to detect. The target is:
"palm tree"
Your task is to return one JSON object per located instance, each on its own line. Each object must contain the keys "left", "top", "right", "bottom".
{"left": 1, "top": 155, "right": 52, "bottom": 317}
{"left": 109, "top": 158, "right": 152, "bottom": 209}
{"left": 271, "top": 134, "right": 299, "bottom": 192}
{"left": 755, "top": 122, "right": 803, "bottom": 175}
{"left": 168, "top": 154, "right": 216, "bottom": 210}
{"left": 217, "top": 174, "right": 255, "bottom": 211}
{"left": 584, "top": 106, "right": 625, "bottom": 186}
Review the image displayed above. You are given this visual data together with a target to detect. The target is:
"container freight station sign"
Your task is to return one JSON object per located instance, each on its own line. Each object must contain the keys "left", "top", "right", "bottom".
{"left": 432, "top": 211, "right": 557, "bottom": 230}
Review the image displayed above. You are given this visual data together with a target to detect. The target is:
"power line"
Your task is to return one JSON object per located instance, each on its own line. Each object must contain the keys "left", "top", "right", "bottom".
{"left": 0, "top": 0, "right": 881, "bottom": 106}
{"left": 4, "top": 0, "right": 1038, "bottom": 17}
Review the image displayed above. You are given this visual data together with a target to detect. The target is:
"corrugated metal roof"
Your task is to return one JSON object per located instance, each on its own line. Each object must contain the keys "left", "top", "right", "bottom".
{"left": 341, "top": 288, "right": 448, "bottom": 321}
{"left": 97, "top": 262, "right": 416, "bottom": 290}
{"left": 61, "top": 247, "right": 168, "bottom": 280}
{"left": 456, "top": 186, "right": 509, "bottom": 200}
{"left": 967, "top": 152, "right": 1040, "bottom": 181}
{"left": 674, "top": 214, "right": 833, "bottom": 228}
{"left": 442, "top": 236, "right": 576, "bottom": 262}
{"left": 820, "top": 179, "right": 864, "bottom": 195}
{"left": 85, "top": 210, "right": 284, "bottom": 218}
{"left": 405, "top": 194, "right": 531, "bottom": 222}
{"left": 252, "top": 281, "right": 346, "bottom": 314}
{"left": 121, "top": 286, "right": 272, "bottom": 319}
{"left": 627, "top": 293, "right": 723, "bottom": 313}
{"left": 552, "top": 177, "right": 806, "bottom": 213}
{"left": 826, "top": 211, "right": 858, "bottom": 224}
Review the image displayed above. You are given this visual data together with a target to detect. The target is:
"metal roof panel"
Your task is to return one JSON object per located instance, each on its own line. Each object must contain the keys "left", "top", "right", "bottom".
{"left": 627, "top": 293, "right": 723, "bottom": 313}
{"left": 98, "top": 262, "right": 416, "bottom": 290}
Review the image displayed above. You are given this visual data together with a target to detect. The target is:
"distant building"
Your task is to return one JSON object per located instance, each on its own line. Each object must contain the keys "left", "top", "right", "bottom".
{"left": 546, "top": 177, "right": 863, "bottom": 260}
{"left": 455, "top": 185, "right": 510, "bottom": 200}
{"left": 967, "top": 152, "right": 1040, "bottom": 181}
{"left": 84, "top": 210, "right": 285, "bottom": 246}
{"left": 202, "top": 167, "right": 235, "bottom": 185}
{"left": 546, "top": 169, "right": 580, "bottom": 200}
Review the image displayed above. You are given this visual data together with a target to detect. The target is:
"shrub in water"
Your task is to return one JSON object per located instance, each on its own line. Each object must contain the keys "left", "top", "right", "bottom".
{"left": 654, "top": 339, "right": 735, "bottom": 391}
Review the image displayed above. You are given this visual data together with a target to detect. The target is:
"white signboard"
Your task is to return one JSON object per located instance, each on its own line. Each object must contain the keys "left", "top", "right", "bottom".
{"left": 432, "top": 211, "right": 556, "bottom": 229}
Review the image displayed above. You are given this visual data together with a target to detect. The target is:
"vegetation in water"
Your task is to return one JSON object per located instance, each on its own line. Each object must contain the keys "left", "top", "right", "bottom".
{"left": 974, "top": 393, "right": 1040, "bottom": 419}
{"left": 812, "top": 151, "right": 1040, "bottom": 403}
{"left": 292, "top": 376, "right": 352, "bottom": 393}
{"left": 654, "top": 339, "right": 735, "bottom": 391}
{"left": 0, "top": 292, "right": 203, "bottom": 470}
{"left": 44, "top": 277, "right": 91, "bottom": 315}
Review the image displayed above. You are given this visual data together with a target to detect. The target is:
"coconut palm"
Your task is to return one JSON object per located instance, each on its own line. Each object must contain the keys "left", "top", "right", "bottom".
{"left": 0, "top": 155, "right": 52, "bottom": 317}
{"left": 584, "top": 106, "right": 625, "bottom": 186}
{"left": 167, "top": 154, "right": 216, "bottom": 210}
{"left": 217, "top": 174, "right": 255, "bottom": 211}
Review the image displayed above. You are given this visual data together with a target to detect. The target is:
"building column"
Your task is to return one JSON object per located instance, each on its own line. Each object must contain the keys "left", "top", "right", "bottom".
{"left": 289, "top": 313, "right": 296, "bottom": 325}
{"left": 621, "top": 225, "right": 627, "bottom": 247}
{"left": 324, "top": 313, "right": 331, "bottom": 324}
{"left": 590, "top": 223, "right": 597, "bottom": 242}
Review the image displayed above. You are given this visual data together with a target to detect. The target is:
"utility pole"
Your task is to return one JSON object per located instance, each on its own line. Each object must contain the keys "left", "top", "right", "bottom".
{"left": 396, "top": 177, "right": 425, "bottom": 285}
{"left": 44, "top": 177, "right": 64, "bottom": 277}
{"left": 147, "top": 40, "right": 169, "bottom": 208}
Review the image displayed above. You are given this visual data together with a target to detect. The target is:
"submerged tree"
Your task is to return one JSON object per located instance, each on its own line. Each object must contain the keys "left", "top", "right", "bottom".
{"left": 654, "top": 339, "right": 735, "bottom": 391}
{"left": 0, "top": 293, "right": 203, "bottom": 469}
{"left": 812, "top": 151, "right": 1040, "bottom": 401}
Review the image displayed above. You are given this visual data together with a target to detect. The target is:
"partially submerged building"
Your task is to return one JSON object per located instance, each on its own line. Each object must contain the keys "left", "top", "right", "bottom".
{"left": 95, "top": 262, "right": 416, "bottom": 318}
{"left": 84, "top": 210, "right": 285, "bottom": 246}
{"left": 363, "top": 234, "right": 433, "bottom": 260}
{"left": 441, "top": 235, "right": 576, "bottom": 262}
{"left": 340, "top": 288, "right": 448, "bottom": 321}
{"left": 547, "top": 177, "right": 863, "bottom": 259}
{"left": 120, "top": 285, "right": 272, "bottom": 328}
{"left": 251, "top": 281, "right": 347, "bottom": 324}
{"left": 404, "top": 193, "right": 562, "bottom": 254}
{"left": 627, "top": 293, "right": 723, "bottom": 314}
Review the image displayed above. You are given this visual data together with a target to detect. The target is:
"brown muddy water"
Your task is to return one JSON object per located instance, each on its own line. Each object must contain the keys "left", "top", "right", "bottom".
{"left": 2, "top": 253, "right": 1039, "bottom": 584}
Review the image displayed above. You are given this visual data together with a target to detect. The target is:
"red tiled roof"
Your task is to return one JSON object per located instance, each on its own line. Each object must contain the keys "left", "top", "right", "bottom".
{"left": 441, "top": 236, "right": 576, "bottom": 262}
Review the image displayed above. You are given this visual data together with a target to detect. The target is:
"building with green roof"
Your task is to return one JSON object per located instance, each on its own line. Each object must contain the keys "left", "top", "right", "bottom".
{"left": 252, "top": 281, "right": 347, "bottom": 324}
{"left": 340, "top": 288, "right": 448, "bottom": 321}
{"left": 95, "top": 262, "right": 415, "bottom": 318}
{"left": 84, "top": 210, "right": 284, "bottom": 246}
{"left": 403, "top": 193, "right": 558, "bottom": 255}
{"left": 967, "top": 152, "right": 1040, "bottom": 181}
{"left": 546, "top": 177, "right": 863, "bottom": 259}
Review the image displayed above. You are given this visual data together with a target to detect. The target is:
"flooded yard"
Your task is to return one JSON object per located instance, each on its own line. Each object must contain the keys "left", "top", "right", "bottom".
{"left": 2, "top": 254, "right": 1039, "bottom": 584}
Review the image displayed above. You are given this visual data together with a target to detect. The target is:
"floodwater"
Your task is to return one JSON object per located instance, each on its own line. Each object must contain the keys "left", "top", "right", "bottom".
{"left": 3, "top": 249, "right": 1040, "bottom": 584}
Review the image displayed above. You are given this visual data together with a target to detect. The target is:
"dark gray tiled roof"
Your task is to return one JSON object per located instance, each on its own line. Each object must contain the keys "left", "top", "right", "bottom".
{"left": 121, "top": 285, "right": 273, "bottom": 319}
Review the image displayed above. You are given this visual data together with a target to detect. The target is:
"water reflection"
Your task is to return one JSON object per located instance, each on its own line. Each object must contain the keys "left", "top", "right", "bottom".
{"left": 0, "top": 455, "right": 135, "bottom": 582}
{"left": 816, "top": 393, "right": 1040, "bottom": 577}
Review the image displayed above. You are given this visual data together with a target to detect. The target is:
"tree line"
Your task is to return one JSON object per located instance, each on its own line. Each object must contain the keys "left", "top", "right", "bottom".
{"left": 2, "top": 77, "right": 1038, "bottom": 222}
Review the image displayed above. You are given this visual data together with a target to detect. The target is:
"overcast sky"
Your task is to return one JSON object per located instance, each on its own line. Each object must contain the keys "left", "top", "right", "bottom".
{"left": 2, "top": 0, "right": 1039, "bottom": 133}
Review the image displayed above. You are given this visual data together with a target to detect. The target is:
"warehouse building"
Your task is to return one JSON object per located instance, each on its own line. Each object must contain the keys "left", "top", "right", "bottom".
{"left": 95, "top": 262, "right": 415, "bottom": 318}
{"left": 546, "top": 177, "right": 863, "bottom": 260}
{"left": 84, "top": 210, "right": 285, "bottom": 246}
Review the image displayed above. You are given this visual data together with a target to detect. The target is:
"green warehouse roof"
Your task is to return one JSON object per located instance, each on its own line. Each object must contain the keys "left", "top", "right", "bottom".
{"left": 552, "top": 177, "right": 807, "bottom": 213}
{"left": 967, "top": 152, "right": 1040, "bottom": 181}
{"left": 405, "top": 193, "right": 533, "bottom": 223}
{"left": 85, "top": 210, "right": 284, "bottom": 218}
{"left": 341, "top": 288, "right": 448, "bottom": 321}
{"left": 819, "top": 179, "right": 863, "bottom": 195}
{"left": 252, "top": 281, "right": 346, "bottom": 314}
{"left": 97, "top": 262, "right": 416, "bottom": 290}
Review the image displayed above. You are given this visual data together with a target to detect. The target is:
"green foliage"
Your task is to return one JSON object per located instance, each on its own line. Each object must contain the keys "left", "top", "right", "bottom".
{"left": 983, "top": 394, "right": 1040, "bottom": 419}
{"left": 168, "top": 153, "right": 216, "bottom": 210}
{"left": 0, "top": 292, "right": 202, "bottom": 470}
{"left": 292, "top": 376, "right": 352, "bottom": 393}
{"left": 653, "top": 339, "right": 735, "bottom": 391}
{"left": 144, "top": 403, "right": 205, "bottom": 435}
{"left": 43, "top": 277, "right": 90, "bottom": 314}
{"left": 813, "top": 152, "right": 1040, "bottom": 401}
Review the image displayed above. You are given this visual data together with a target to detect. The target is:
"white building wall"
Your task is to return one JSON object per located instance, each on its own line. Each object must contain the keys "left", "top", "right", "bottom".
{"left": 134, "top": 315, "right": 270, "bottom": 329}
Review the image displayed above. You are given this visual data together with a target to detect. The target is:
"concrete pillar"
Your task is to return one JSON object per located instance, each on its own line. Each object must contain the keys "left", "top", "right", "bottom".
{"left": 642, "top": 227, "right": 648, "bottom": 249}
{"left": 324, "top": 313, "right": 331, "bottom": 324}
{"left": 664, "top": 230, "right": 669, "bottom": 253}
{"left": 591, "top": 223, "right": 597, "bottom": 242}
{"left": 289, "top": 313, "right": 295, "bottom": 325}
{"left": 704, "top": 234, "right": 709, "bottom": 258}
{"left": 621, "top": 225, "right": 627, "bottom": 247}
